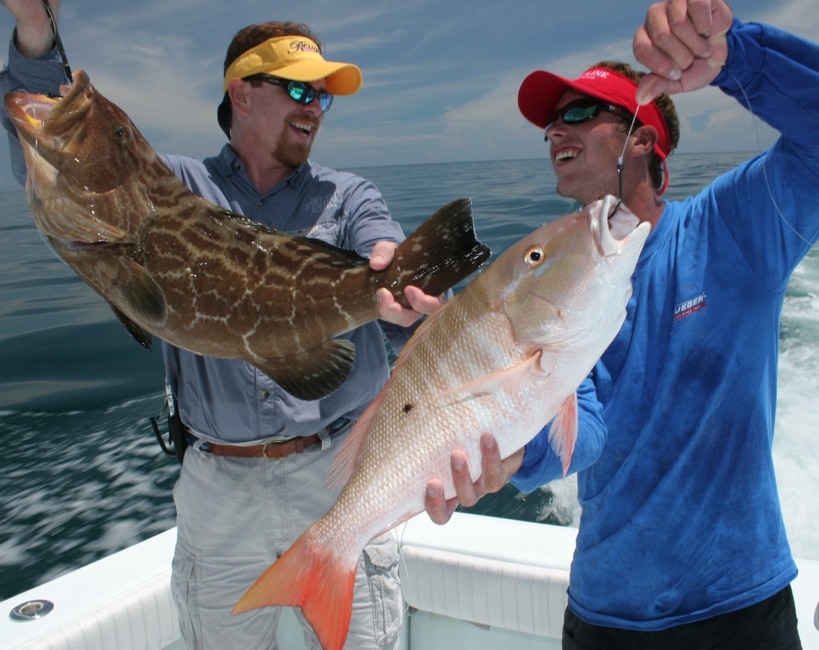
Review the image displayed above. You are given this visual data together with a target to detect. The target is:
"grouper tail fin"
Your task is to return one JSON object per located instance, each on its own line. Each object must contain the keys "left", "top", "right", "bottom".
{"left": 232, "top": 526, "right": 357, "bottom": 650}
{"left": 384, "top": 198, "right": 490, "bottom": 307}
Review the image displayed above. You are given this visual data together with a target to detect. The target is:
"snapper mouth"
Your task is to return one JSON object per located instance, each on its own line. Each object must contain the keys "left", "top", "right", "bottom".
{"left": 592, "top": 195, "right": 646, "bottom": 257}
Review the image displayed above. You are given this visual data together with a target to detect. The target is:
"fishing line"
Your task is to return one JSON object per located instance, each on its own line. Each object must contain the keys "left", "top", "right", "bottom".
{"left": 41, "top": 0, "right": 72, "bottom": 83}
{"left": 725, "top": 69, "right": 812, "bottom": 248}
{"left": 609, "top": 106, "right": 641, "bottom": 218}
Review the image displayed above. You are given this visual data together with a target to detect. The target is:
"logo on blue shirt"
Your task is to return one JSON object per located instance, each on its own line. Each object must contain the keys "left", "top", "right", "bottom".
{"left": 674, "top": 292, "right": 707, "bottom": 320}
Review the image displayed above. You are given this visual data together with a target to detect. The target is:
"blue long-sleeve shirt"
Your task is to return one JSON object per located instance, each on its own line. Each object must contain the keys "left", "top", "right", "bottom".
{"left": 1, "top": 40, "right": 416, "bottom": 443}
{"left": 513, "top": 19, "right": 819, "bottom": 630}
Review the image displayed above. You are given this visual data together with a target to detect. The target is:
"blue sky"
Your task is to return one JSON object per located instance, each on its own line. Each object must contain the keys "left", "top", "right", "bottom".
{"left": 1, "top": 0, "right": 817, "bottom": 191}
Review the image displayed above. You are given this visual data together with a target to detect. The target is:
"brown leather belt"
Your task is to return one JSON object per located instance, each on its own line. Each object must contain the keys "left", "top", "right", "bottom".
{"left": 186, "top": 417, "right": 351, "bottom": 459}
{"left": 205, "top": 434, "right": 322, "bottom": 458}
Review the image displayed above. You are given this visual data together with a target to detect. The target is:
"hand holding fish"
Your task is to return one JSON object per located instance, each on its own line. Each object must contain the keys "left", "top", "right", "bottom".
{"left": 231, "top": 197, "right": 650, "bottom": 649}
{"left": 370, "top": 240, "right": 446, "bottom": 326}
{"left": 1, "top": 0, "right": 59, "bottom": 58}
{"left": 633, "top": 0, "right": 733, "bottom": 104}
{"left": 424, "top": 433, "right": 525, "bottom": 525}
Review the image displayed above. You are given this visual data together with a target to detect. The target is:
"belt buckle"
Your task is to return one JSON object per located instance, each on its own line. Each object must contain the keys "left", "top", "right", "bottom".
{"left": 261, "top": 438, "right": 289, "bottom": 458}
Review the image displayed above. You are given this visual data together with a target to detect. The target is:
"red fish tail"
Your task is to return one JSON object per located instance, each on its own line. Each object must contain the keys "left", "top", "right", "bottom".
{"left": 232, "top": 531, "right": 357, "bottom": 650}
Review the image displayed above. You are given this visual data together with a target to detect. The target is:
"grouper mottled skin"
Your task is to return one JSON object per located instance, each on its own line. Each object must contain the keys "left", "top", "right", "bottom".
{"left": 3, "top": 71, "right": 490, "bottom": 401}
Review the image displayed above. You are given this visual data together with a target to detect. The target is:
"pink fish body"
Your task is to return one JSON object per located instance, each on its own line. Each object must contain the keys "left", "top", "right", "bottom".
{"left": 233, "top": 196, "right": 650, "bottom": 649}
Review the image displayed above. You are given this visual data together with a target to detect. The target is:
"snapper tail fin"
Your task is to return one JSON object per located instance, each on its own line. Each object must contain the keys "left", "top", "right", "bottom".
{"left": 232, "top": 527, "right": 357, "bottom": 650}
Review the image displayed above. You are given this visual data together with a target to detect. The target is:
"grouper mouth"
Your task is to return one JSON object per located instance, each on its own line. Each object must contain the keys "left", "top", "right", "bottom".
{"left": 3, "top": 71, "right": 99, "bottom": 199}
{"left": 3, "top": 70, "right": 93, "bottom": 148}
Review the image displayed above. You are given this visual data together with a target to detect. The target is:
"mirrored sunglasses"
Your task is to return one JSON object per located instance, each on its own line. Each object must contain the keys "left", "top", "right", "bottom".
{"left": 247, "top": 74, "right": 334, "bottom": 112}
{"left": 544, "top": 99, "right": 637, "bottom": 140}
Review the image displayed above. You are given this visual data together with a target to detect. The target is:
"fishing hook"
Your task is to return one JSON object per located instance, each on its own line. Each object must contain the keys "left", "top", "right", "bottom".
{"left": 608, "top": 106, "right": 641, "bottom": 220}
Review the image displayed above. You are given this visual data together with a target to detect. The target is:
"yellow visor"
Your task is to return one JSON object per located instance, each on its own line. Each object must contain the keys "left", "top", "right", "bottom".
{"left": 223, "top": 36, "right": 362, "bottom": 94}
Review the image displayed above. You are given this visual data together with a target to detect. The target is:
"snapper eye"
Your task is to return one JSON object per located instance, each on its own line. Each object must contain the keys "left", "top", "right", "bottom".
{"left": 524, "top": 245, "right": 545, "bottom": 268}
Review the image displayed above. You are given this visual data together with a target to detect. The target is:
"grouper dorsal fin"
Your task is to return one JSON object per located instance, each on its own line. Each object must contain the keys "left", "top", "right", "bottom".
{"left": 253, "top": 339, "right": 356, "bottom": 402}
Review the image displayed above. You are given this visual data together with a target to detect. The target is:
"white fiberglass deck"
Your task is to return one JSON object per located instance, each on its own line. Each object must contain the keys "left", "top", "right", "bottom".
{"left": 2, "top": 513, "right": 817, "bottom": 649}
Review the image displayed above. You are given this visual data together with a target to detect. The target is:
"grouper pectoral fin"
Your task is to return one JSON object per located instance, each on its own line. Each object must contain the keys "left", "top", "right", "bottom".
{"left": 117, "top": 258, "right": 167, "bottom": 327}
{"left": 253, "top": 339, "right": 357, "bottom": 402}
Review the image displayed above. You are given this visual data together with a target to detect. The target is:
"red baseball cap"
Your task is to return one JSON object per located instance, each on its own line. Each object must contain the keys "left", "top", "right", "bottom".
{"left": 518, "top": 65, "right": 672, "bottom": 161}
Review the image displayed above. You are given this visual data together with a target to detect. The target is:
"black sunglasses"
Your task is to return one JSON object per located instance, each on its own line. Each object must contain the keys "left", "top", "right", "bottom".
{"left": 544, "top": 99, "right": 637, "bottom": 140}
{"left": 246, "top": 74, "right": 334, "bottom": 113}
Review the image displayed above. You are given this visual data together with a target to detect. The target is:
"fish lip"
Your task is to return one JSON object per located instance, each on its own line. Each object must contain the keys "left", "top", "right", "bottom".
{"left": 592, "top": 195, "right": 646, "bottom": 258}
{"left": 593, "top": 196, "right": 620, "bottom": 257}
{"left": 3, "top": 70, "right": 92, "bottom": 142}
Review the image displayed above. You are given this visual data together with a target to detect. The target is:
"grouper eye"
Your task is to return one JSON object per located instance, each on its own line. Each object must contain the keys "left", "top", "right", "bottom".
{"left": 524, "top": 245, "right": 545, "bottom": 268}
{"left": 113, "top": 125, "right": 126, "bottom": 139}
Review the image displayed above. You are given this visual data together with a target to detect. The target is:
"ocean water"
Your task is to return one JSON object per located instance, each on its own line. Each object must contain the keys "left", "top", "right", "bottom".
{"left": 1, "top": 153, "right": 817, "bottom": 601}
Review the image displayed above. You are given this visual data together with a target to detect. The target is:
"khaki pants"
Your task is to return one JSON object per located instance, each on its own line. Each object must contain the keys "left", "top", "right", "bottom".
{"left": 171, "top": 433, "right": 402, "bottom": 649}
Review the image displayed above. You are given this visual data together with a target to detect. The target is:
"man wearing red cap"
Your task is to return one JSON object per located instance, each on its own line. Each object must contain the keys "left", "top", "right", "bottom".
{"left": 427, "top": 1, "right": 818, "bottom": 648}
{"left": 1, "top": 3, "right": 443, "bottom": 648}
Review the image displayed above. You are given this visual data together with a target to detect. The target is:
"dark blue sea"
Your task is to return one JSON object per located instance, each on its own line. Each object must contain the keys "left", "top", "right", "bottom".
{"left": 1, "top": 154, "right": 817, "bottom": 601}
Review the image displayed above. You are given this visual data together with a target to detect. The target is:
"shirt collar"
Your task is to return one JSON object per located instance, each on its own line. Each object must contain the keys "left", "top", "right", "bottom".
{"left": 215, "top": 145, "right": 311, "bottom": 192}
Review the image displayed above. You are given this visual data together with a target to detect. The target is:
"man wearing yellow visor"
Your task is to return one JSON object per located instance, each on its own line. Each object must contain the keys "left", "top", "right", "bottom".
{"left": 165, "top": 22, "right": 428, "bottom": 650}
{"left": 1, "top": 6, "right": 442, "bottom": 649}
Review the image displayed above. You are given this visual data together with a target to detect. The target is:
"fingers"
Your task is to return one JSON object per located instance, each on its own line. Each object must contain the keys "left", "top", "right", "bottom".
{"left": 368, "top": 240, "right": 396, "bottom": 272}
{"left": 634, "top": 3, "right": 706, "bottom": 84}
{"left": 478, "top": 433, "right": 506, "bottom": 494}
{"left": 376, "top": 285, "right": 443, "bottom": 327}
{"left": 376, "top": 288, "right": 422, "bottom": 327}
{"left": 424, "top": 434, "right": 519, "bottom": 526}
{"left": 636, "top": 74, "right": 674, "bottom": 106}
{"left": 424, "top": 479, "right": 459, "bottom": 526}
{"left": 371, "top": 240, "right": 444, "bottom": 326}
{"left": 633, "top": 0, "right": 733, "bottom": 103}
{"left": 451, "top": 449, "right": 480, "bottom": 507}
{"left": 422, "top": 448, "right": 481, "bottom": 526}
{"left": 404, "top": 285, "right": 445, "bottom": 315}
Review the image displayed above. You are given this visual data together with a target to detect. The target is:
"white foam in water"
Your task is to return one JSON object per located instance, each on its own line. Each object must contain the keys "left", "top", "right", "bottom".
{"left": 774, "top": 254, "right": 819, "bottom": 561}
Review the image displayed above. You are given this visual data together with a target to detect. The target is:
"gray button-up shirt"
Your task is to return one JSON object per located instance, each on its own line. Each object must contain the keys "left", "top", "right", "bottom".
{"left": 161, "top": 150, "right": 411, "bottom": 443}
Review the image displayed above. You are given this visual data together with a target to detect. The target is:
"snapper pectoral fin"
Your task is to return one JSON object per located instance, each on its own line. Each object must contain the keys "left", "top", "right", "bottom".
{"left": 549, "top": 393, "right": 578, "bottom": 477}
{"left": 253, "top": 339, "right": 356, "bottom": 401}
{"left": 442, "top": 352, "right": 545, "bottom": 404}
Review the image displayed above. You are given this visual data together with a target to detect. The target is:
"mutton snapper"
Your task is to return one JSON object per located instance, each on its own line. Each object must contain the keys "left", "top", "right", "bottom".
{"left": 232, "top": 195, "right": 651, "bottom": 649}
{"left": 3, "top": 71, "right": 490, "bottom": 401}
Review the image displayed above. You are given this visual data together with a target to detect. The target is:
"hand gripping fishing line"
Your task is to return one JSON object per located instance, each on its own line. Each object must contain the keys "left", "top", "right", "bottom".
{"left": 41, "top": 0, "right": 72, "bottom": 83}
